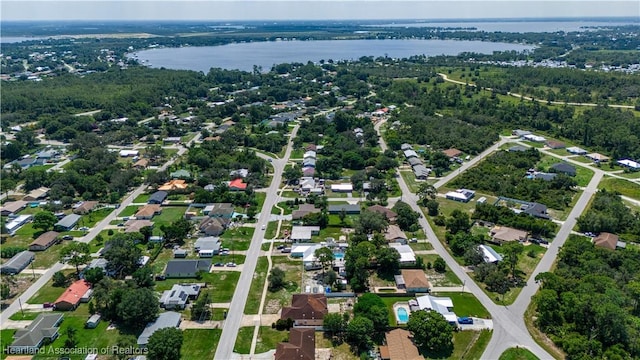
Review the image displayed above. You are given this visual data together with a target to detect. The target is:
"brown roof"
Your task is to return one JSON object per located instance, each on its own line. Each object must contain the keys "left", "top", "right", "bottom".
{"left": 385, "top": 329, "right": 424, "bottom": 360}
{"left": 0, "top": 200, "right": 27, "bottom": 215}
{"left": 292, "top": 204, "right": 321, "bottom": 220}
{"left": 385, "top": 225, "right": 407, "bottom": 242}
{"left": 135, "top": 204, "right": 162, "bottom": 218}
{"left": 125, "top": 219, "right": 154, "bottom": 233}
{"left": 73, "top": 201, "right": 98, "bottom": 214}
{"left": 546, "top": 140, "right": 566, "bottom": 149}
{"left": 490, "top": 226, "right": 528, "bottom": 243}
{"left": 281, "top": 294, "right": 328, "bottom": 321}
{"left": 158, "top": 179, "right": 188, "bottom": 191}
{"left": 305, "top": 144, "right": 317, "bottom": 151}
{"left": 133, "top": 158, "right": 149, "bottom": 168}
{"left": 401, "top": 269, "right": 431, "bottom": 290}
{"left": 442, "top": 148, "right": 462, "bottom": 158}
{"left": 29, "top": 231, "right": 60, "bottom": 249}
{"left": 380, "top": 345, "right": 390, "bottom": 360}
{"left": 593, "top": 232, "right": 619, "bottom": 250}
{"left": 368, "top": 205, "right": 397, "bottom": 220}
{"left": 275, "top": 328, "right": 315, "bottom": 360}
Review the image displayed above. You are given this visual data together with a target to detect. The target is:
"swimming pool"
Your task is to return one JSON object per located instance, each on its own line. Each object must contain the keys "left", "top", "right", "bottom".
{"left": 396, "top": 307, "right": 409, "bottom": 323}
{"left": 334, "top": 252, "right": 345, "bottom": 260}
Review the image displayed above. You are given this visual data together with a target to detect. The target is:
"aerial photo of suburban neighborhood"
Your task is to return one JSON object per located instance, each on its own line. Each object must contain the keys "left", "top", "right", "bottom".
{"left": 0, "top": 1, "right": 640, "bottom": 360}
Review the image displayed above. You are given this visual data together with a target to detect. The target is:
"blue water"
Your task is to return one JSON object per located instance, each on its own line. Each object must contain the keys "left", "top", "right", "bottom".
{"left": 397, "top": 307, "right": 409, "bottom": 323}
{"left": 130, "top": 39, "right": 534, "bottom": 72}
{"left": 334, "top": 252, "right": 345, "bottom": 260}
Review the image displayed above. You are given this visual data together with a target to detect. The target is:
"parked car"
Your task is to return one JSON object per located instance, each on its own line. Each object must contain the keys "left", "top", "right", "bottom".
{"left": 261, "top": 225, "right": 266, "bottom": 230}
{"left": 226, "top": 262, "right": 237, "bottom": 267}
{"left": 62, "top": 235, "right": 73, "bottom": 240}
{"left": 281, "top": 248, "right": 291, "bottom": 253}
{"left": 79, "top": 227, "right": 89, "bottom": 231}
{"left": 117, "top": 223, "right": 125, "bottom": 227}
{"left": 458, "top": 317, "right": 473, "bottom": 325}
{"left": 409, "top": 238, "right": 418, "bottom": 243}
{"left": 214, "top": 262, "right": 224, "bottom": 267}
{"left": 276, "top": 244, "right": 285, "bottom": 250}
{"left": 43, "top": 302, "right": 54, "bottom": 308}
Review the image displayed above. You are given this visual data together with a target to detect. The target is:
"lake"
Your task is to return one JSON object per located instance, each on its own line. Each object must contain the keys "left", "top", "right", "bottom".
{"left": 371, "top": 20, "right": 639, "bottom": 33}
{"left": 130, "top": 39, "right": 534, "bottom": 73}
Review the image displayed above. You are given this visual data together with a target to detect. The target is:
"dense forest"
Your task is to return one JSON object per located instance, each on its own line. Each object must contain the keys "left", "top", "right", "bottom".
{"left": 577, "top": 189, "right": 640, "bottom": 240}
{"left": 534, "top": 236, "right": 640, "bottom": 359}
{"left": 450, "top": 149, "right": 577, "bottom": 210}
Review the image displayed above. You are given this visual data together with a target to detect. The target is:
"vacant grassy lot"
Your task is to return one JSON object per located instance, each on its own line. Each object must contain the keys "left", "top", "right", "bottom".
{"left": 234, "top": 326, "right": 289, "bottom": 354}
{"left": 1, "top": 329, "right": 17, "bottom": 360}
{"left": 599, "top": 177, "right": 640, "bottom": 199}
{"left": 419, "top": 254, "right": 462, "bottom": 286}
{"left": 155, "top": 271, "right": 240, "bottom": 303}
{"left": 28, "top": 270, "right": 75, "bottom": 304}
{"left": 152, "top": 206, "right": 187, "bottom": 235}
{"left": 400, "top": 170, "right": 423, "bottom": 193}
{"left": 245, "top": 257, "right": 269, "bottom": 314}
{"left": 133, "top": 193, "right": 150, "bottom": 203}
{"left": 263, "top": 257, "right": 302, "bottom": 313}
{"left": 118, "top": 205, "right": 139, "bottom": 217}
{"left": 499, "top": 347, "right": 540, "bottom": 360}
{"left": 431, "top": 292, "right": 491, "bottom": 319}
{"left": 80, "top": 208, "right": 113, "bottom": 228}
{"left": 221, "top": 226, "right": 255, "bottom": 240}
{"left": 9, "top": 311, "right": 43, "bottom": 320}
{"left": 181, "top": 329, "right": 221, "bottom": 360}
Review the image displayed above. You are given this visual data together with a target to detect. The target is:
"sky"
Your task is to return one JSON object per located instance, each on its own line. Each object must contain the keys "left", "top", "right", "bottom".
{"left": 1, "top": 0, "right": 639, "bottom": 21}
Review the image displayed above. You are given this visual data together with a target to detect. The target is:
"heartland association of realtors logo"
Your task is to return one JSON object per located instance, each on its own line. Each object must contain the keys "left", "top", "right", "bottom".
{"left": 4, "top": 346, "right": 148, "bottom": 356}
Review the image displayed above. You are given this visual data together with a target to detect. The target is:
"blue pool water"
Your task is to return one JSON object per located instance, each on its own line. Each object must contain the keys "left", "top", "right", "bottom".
{"left": 397, "top": 307, "right": 409, "bottom": 323}
{"left": 334, "top": 252, "right": 344, "bottom": 260}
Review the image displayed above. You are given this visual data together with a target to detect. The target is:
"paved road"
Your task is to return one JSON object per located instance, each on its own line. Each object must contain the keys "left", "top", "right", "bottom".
{"left": 0, "top": 143, "right": 188, "bottom": 325}
{"left": 214, "top": 124, "right": 299, "bottom": 360}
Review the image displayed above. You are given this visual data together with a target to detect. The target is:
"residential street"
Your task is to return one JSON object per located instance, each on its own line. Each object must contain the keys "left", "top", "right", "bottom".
{"left": 214, "top": 125, "right": 299, "bottom": 360}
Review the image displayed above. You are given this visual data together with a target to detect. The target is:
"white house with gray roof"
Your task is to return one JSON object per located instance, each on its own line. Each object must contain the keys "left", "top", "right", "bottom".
{"left": 159, "top": 284, "right": 201, "bottom": 309}
{"left": 54, "top": 214, "right": 81, "bottom": 231}
{"left": 137, "top": 311, "right": 182, "bottom": 348}
{"left": 8, "top": 313, "right": 64, "bottom": 354}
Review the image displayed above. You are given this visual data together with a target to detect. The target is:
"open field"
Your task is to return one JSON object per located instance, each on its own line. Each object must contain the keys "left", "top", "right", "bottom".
{"left": 182, "top": 329, "right": 221, "bottom": 360}
{"left": 155, "top": 271, "right": 240, "bottom": 303}
{"left": 263, "top": 257, "right": 302, "bottom": 314}
{"left": 244, "top": 257, "right": 269, "bottom": 314}
{"left": 599, "top": 177, "right": 640, "bottom": 199}
{"left": 234, "top": 326, "right": 288, "bottom": 354}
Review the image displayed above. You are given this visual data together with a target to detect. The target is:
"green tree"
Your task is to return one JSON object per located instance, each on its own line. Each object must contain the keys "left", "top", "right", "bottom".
{"left": 116, "top": 287, "right": 159, "bottom": 329}
{"left": 345, "top": 316, "right": 374, "bottom": 353}
{"left": 353, "top": 293, "right": 389, "bottom": 336}
{"left": 132, "top": 266, "right": 154, "bottom": 288}
{"left": 417, "top": 183, "right": 437, "bottom": 205}
{"left": 64, "top": 326, "right": 78, "bottom": 349}
{"left": 425, "top": 200, "right": 440, "bottom": 216}
{"left": 338, "top": 208, "right": 347, "bottom": 224}
{"left": 314, "top": 247, "right": 334, "bottom": 281}
{"left": 140, "top": 226, "right": 153, "bottom": 244}
{"left": 433, "top": 256, "right": 446, "bottom": 273}
{"left": 104, "top": 234, "right": 143, "bottom": 278}
{"left": 407, "top": 310, "right": 453, "bottom": 353}
{"left": 1, "top": 283, "right": 10, "bottom": 300}
{"left": 376, "top": 247, "right": 400, "bottom": 279}
{"left": 115, "top": 335, "right": 138, "bottom": 360}
{"left": 393, "top": 201, "right": 420, "bottom": 231}
{"left": 190, "top": 292, "right": 211, "bottom": 321}
{"left": 268, "top": 267, "right": 286, "bottom": 292}
{"left": 83, "top": 267, "right": 104, "bottom": 285}
{"left": 323, "top": 312, "right": 347, "bottom": 340}
{"left": 356, "top": 210, "right": 388, "bottom": 234}
{"left": 52, "top": 271, "right": 68, "bottom": 287}
{"left": 283, "top": 165, "right": 303, "bottom": 184}
{"left": 32, "top": 211, "right": 58, "bottom": 232}
{"left": 147, "top": 327, "right": 183, "bottom": 360}
{"left": 502, "top": 241, "right": 524, "bottom": 279}
{"left": 60, "top": 242, "right": 91, "bottom": 276}
{"left": 445, "top": 209, "right": 471, "bottom": 234}
{"left": 160, "top": 218, "right": 193, "bottom": 245}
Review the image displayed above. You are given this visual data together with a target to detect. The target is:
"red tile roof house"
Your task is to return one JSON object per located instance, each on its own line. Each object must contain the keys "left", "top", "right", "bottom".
{"left": 54, "top": 280, "right": 92, "bottom": 311}
{"left": 281, "top": 294, "right": 328, "bottom": 327}
{"left": 274, "top": 328, "right": 315, "bottom": 360}
{"left": 228, "top": 178, "right": 247, "bottom": 191}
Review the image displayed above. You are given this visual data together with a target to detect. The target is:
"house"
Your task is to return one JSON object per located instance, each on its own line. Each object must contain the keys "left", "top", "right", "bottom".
{"left": 385, "top": 225, "right": 407, "bottom": 243}
{"left": 389, "top": 243, "right": 416, "bottom": 264}
{"left": 586, "top": 153, "right": 610, "bottom": 163}
{"left": 159, "top": 284, "right": 201, "bottom": 310}
{"left": 148, "top": 191, "right": 168, "bottom": 204}
{"left": 593, "top": 232, "right": 626, "bottom": 250}
{"left": 380, "top": 328, "right": 424, "bottom": 360}
{"left": 6, "top": 215, "right": 33, "bottom": 235}
{"left": 407, "top": 157, "right": 422, "bottom": 167}
{"left": 550, "top": 163, "right": 577, "bottom": 176}
{"left": 330, "top": 184, "right": 353, "bottom": 193}
{"left": 532, "top": 172, "right": 557, "bottom": 181}
{"left": 442, "top": 148, "right": 462, "bottom": 158}
{"left": 367, "top": 205, "right": 397, "bottom": 223}
{"left": 73, "top": 201, "right": 99, "bottom": 215}
{"left": 230, "top": 168, "right": 249, "bottom": 178}
{"left": 29, "top": 231, "right": 60, "bottom": 251}
{"left": 512, "top": 129, "right": 531, "bottom": 137}
{"left": 490, "top": 226, "right": 528, "bottom": 244}
{"left": 7, "top": 313, "right": 64, "bottom": 354}
{"left": 199, "top": 217, "right": 227, "bottom": 236}
{"left": 508, "top": 145, "right": 529, "bottom": 152}
{"left": 125, "top": 219, "right": 154, "bottom": 233}
{"left": 275, "top": 328, "right": 315, "bottom": 360}
{"left": 617, "top": 159, "right": 640, "bottom": 171}
{"left": 290, "top": 226, "right": 320, "bottom": 242}
{"left": 0, "top": 200, "right": 27, "bottom": 216}
{"left": 54, "top": 214, "right": 81, "bottom": 231}
{"left": 523, "top": 134, "right": 546, "bottom": 142}
{"left": 327, "top": 204, "right": 360, "bottom": 215}
{"left": 546, "top": 140, "right": 566, "bottom": 149}
{"left": 303, "top": 151, "right": 316, "bottom": 159}
{"left": 137, "top": 311, "right": 182, "bottom": 348}
{"left": 119, "top": 149, "right": 139, "bottom": 157}
{"left": 203, "top": 203, "right": 235, "bottom": 218}
{"left": 521, "top": 202, "right": 550, "bottom": 219}
{"left": 479, "top": 244, "right": 503, "bottom": 263}
{"left": 403, "top": 150, "right": 418, "bottom": 159}
{"left": 413, "top": 165, "right": 430, "bottom": 180}
{"left": 22, "top": 187, "right": 49, "bottom": 201}
{"left": 173, "top": 249, "right": 187, "bottom": 258}
{"left": 54, "top": 280, "right": 92, "bottom": 311}
{"left": 86, "top": 314, "right": 101, "bottom": 329}
{"left": 135, "top": 204, "right": 162, "bottom": 220}
{"left": 82, "top": 258, "right": 109, "bottom": 276}
{"left": 396, "top": 269, "right": 431, "bottom": 293}
{"left": 228, "top": 178, "right": 247, "bottom": 191}
{"left": 281, "top": 294, "right": 328, "bottom": 326}
{"left": 158, "top": 179, "right": 188, "bottom": 191}
{"left": 194, "top": 236, "right": 221, "bottom": 257}
{"left": 400, "top": 143, "right": 413, "bottom": 151}
{"left": 305, "top": 144, "right": 317, "bottom": 152}
{"left": 170, "top": 170, "right": 191, "bottom": 179}
{"left": 292, "top": 204, "right": 321, "bottom": 220}
{"left": 133, "top": 158, "right": 149, "bottom": 169}
{"left": 164, "top": 259, "right": 211, "bottom": 278}
{"left": 291, "top": 244, "right": 324, "bottom": 266}
{"left": 302, "top": 158, "right": 316, "bottom": 168}
{"left": 302, "top": 167, "right": 316, "bottom": 177}
{"left": 413, "top": 294, "right": 457, "bottom": 324}
{"left": 566, "top": 146, "right": 587, "bottom": 155}
{"left": 0, "top": 251, "right": 35, "bottom": 275}
{"left": 445, "top": 189, "right": 475, "bottom": 203}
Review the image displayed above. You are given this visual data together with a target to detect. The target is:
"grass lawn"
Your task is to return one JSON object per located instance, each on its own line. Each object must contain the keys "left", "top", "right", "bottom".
{"left": 574, "top": 166, "right": 595, "bottom": 187}
{"left": 80, "top": 208, "right": 113, "bottom": 228}
{"left": 234, "top": 327, "right": 255, "bottom": 354}
{"left": 409, "top": 242, "right": 434, "bottom": 251}
{"left": 133, "top": 193, "right": 150, "bottom": 203}
{"left": 272, "top": 201, "right": 295, "bottom": 215}
{"left": 599, "top": 177, "right": 640, "bottom": 200}
{"left": 181, "top": 329, "right": 221, "bottom": 360}
{"left": 9, "top": 311, "right": 44, "bottom": 320}
{"left": 151, "top": 206, "right": 187, "bottom": 234}
{"left": 244, "top": 257, "right": 269, "bottom": 314}
{"left": 263, "top": 257, "right": 302, "bottom": 314}
{"left": 234, "top": 326, "right": 289, "bottom": 354}
{"left": 155, "top": 271, "right": 240, "bottom": 303}
{"left": 315, "top": 226, "right": 348, "bottom": 242}
{"left": 220, "top": 226, "right": 255, "bottom": 240}
{"left": 31, "top": 244, "right": 65, "bottom": 268}
{"left": 9, "top": 223, "right": 43, "bottom": 247}
{"left": 430, "top": 292, "right": 491, "bottom": 319}
{"left": 381, "top": 296, "right": 414, "bottom": 326}
{"left": 618, "top": 171, "right": 640, "bottom": 179}
{"left": 221, "top": 238, "right": 251, "bottom": 251}
{"left": 34, "top": 305, "right": 124, "bottom": 360}
{"left": 118, "top": 205, "right": 139, "bottom": 217}
{"left": 28, "top": 270, "right": 75, "bottom": 303}
{"left": 419, "top": 254, "right": 462, "bottom": 286}
{"left": 281, "top": 190, "right": 299, "bottom": 198}
{"left": 264, "top": 221, "right": 280, "bottom": 239}
{"left": 1, "top": 329, "right": 16, "bottom": 360}
{"left": 499, "top": 347, "right": 540, "bottom": 360}
{"left": 400, "top": 170, "right": 422, "bottom": 193}
{"left": 461, "top": 330, "right": 493, "bottom": 360}
{"left": 571, "top": 156, "right": 593, "bottom": 164}
{"left": 255, "top": 192, "right": 267, "bottom": 210}
{"left": 436, "top": 197, "right": 481, "bottom": 218}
